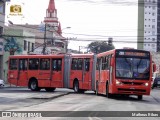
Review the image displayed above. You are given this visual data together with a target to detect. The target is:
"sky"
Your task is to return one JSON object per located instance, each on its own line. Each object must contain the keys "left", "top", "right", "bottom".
{"left": 5, "top": 0, "right": 138, "bottom": 51}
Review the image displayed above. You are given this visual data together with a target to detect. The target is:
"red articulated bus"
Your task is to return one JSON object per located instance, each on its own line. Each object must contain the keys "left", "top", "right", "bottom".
{"left": 95, "top": 49, "right": 156, "bottom": 100}
{"left": 8, "top": 49, "right": 155, "bottom": 100}
{"left": 8, "top": 53, "right": 96, "bottom": 92}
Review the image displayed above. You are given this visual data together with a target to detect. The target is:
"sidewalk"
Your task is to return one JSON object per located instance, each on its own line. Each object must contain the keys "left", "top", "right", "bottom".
{"left": 3, "top": 83, "right": 26, "bottom": 88}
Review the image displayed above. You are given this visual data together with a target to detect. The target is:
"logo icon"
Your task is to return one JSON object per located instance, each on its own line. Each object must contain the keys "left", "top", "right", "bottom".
{"left": 2, "top": 112, "right": 11, "bottom": 117}
{"left": 10, "top": 5, "right": 22, "bottom": 13}
{"left": 7, "top": 2, "right": 24, "bottom": 18}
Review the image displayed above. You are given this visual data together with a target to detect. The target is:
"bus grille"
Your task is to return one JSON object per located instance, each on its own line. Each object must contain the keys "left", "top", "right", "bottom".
{"left": 118, "top": 88, "right": 146, "bottom": 92}
{"left": 121, "top": 82, "right": 143, "bottom": 85}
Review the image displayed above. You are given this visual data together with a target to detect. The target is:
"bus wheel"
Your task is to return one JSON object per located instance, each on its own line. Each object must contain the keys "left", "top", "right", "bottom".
{"left": 106, "top": 84, "right": 111, "bottom": 98}
{"left": 29, "top": 80, "right": 40, "bottom": 91}
{"left": 138, "top": 95, "right": 143, "bottom": 100}
{"left": 45, "top": 88, "right": 56, "bottom": 92}
{"left": 73, "top": 81, "right": 79, "bottom": 93}
{"left": 79, "top": 89, "right": 85, "bottom": 93}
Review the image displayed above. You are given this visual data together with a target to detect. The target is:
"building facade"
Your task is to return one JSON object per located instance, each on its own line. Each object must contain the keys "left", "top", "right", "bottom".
{"left": 3, "top": 27, "right": 35, "bottom": 82}
{"left": 0, "top": 0, "right": 8, "bottom": 80}
{"left": 137, "top": 0, "right": 159, "bottom": 52}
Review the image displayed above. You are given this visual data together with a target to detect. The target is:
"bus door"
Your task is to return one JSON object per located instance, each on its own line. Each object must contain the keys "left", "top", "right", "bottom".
{"left": 70, "top": 58, "right": 83, "bottom": 88}
{"left": 82, "top": 58, "right": 91, "bottom": 89}
{"left": 51, "top": 58, "right": 63, "bottom": 88}
{"left": 38, "top": 58, "right": 51, "bottom": 87}
{"left": 8, "top": 59, "right": 18, "bottom": 85}
{"left": 18, "top": 59, "right": 28, "bottom": 86}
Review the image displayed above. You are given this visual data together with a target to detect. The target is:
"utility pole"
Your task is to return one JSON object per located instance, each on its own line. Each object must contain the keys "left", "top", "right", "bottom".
{"left": 42, "top": 24, "right": 47, "bottom": 54}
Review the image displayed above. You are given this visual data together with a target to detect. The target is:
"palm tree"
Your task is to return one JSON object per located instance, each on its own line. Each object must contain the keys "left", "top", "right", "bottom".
{"left": 4, "top": 37, "right": 22, "bottom": 55}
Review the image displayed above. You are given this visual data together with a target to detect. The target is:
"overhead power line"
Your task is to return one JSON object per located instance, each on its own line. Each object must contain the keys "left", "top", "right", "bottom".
{"left": 1, "top": 34, "right": 160, "bottom": 44}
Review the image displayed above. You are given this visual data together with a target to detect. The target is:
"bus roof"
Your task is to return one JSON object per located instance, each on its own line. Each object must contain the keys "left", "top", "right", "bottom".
{"left": 97, "top": 49, "right": 150, "bottom": 57}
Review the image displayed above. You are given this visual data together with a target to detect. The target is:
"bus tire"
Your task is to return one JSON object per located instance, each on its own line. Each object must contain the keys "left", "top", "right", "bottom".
{"left": 79, "top": 89, "right": 85, "bottom": 93}
{"left": 29, "top": 80, "right": 40, "bottom": 91}
{"left": 138, "top": 95, "right": 143, "bottom": 100}
{"left": 45, "top": 88, "right": 56, "bottom": 92}
{"left": 73, "top": 80, "right": 79, "bottom": 93}
{"left": 106, "top": 83, "right": 111, "bottom": 98}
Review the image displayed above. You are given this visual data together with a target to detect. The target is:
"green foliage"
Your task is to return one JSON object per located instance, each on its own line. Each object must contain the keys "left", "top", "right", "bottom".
{"left": 88, "top": 41, "right": 115, "bottom": 54}
{"left": 4, "top": 37, "right": 22, "bottom": 55}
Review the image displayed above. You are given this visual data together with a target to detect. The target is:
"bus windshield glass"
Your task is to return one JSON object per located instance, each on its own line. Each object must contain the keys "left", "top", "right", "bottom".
{"left": 116, "top": 57, "right": 150, "bottom": 79}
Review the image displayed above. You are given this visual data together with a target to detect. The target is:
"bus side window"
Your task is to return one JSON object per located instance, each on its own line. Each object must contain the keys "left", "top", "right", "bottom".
{"left": 40, "top": 58, "right": 50, "bottom": 70}
{"left": 52, "top": 60, "right": 57, "bottom": 71}
{"left": 71, "top": 58, "right": 78, "bottom": 70}
{"left": 29, "top": 59, "right": 39, "bottom": 70}
{"left": 52, "top": 59, "right": 62, "bottom": 71}
{"left": 57, "top": 59, "right": 62, "bottom": 71}
{"left": 77, "top": 58, "right": 83, "bottom": 70}
{"left": 19, "top": 59, "right": 28, "bottom": 70}
{"left": 102, "top": 56, "right": 107, "bottom": 70}
{"left": 9, "top": 59, "right": 18, "bottom": 70}
{"left": 84, "top": 58, "right": 90, "bottom": 71}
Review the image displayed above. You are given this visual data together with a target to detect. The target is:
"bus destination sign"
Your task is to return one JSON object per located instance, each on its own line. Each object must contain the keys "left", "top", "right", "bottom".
{"left": 117, "top": 51, "right": 149, "bottom": 57}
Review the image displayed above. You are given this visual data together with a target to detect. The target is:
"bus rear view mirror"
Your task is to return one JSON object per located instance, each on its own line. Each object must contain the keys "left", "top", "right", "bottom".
{"left": 153, "top": 63, "right": 156, "bottom": 72}
{"left": 111, "top": 58, "right": 114, "bottom": 66}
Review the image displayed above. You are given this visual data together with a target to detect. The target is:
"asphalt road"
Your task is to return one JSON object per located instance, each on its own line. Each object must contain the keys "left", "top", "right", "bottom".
{"left": 0, "top": 87, "right": 160, "bottom": 120}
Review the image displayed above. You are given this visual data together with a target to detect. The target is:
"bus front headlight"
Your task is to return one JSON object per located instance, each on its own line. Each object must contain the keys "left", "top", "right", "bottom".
{"left": 144, "top": 82, "right": 149, "bottom": 86}
{"left": 116, "top": 80, "right": 122, "bottom": 85}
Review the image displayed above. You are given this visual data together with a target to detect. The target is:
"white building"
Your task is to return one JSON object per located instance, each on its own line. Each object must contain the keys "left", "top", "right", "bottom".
{"left": 137, "top": 0, "right": 159, "bottom": 52}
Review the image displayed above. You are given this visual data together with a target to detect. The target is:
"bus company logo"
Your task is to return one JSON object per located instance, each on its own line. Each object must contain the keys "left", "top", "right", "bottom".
{"left": 2, "top": 112, "right": 11, "bottom": 117}
{"left": 10, "top": 5, "right": 22, "bottom": 13}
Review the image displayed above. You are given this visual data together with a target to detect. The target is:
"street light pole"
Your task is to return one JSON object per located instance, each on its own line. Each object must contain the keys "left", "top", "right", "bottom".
{"left": 42, "top": 24, "right": 47, "bottom": 54}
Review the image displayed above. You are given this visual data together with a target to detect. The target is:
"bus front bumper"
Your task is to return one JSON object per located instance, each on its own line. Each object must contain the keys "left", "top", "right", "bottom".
{"left": 110, "top": 85, "right": 150, "bottom": 95}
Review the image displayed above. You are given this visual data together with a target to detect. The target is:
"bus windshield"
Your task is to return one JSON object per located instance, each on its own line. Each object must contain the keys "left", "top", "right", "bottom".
{"left": 116, "top": 57, "right": 150, "bottom": 79}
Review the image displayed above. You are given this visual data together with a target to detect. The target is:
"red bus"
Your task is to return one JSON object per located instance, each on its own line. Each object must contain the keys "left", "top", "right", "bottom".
{"left": 8, "top": 53, "right": 96, "bottom": 92}
{"left": 95, "top": 49, "right": 156, "bottom": 99}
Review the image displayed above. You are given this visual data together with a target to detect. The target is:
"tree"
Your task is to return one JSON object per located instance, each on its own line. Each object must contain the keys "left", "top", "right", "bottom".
{"left": 87, "top": 40, "right": 115, "bottom": 54}
{"left": 4, "top": 37, "right": 22, "bottom": 55}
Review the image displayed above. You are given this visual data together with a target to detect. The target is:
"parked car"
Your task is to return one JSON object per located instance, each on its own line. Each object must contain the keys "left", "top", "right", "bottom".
{"left": 152, "top": 77, "right": 160, "bottom": 89}
{"left": 0, "top": 79, "right": 5, "bottom": 87}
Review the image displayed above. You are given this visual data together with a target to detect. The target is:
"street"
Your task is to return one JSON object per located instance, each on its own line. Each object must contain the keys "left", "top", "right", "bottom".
{"left": 0, "top": 87, "right": 160, "bottom": 120}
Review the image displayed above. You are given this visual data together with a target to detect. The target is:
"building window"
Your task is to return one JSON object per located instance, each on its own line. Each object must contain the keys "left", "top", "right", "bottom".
{"left": 152, "top": 31, "right": 155, "bottom": 35}
{"left": 152, "top": 6, "right": 155, "bottom": 10}
{"left": 32, "top": 43, "right": 34, "bottom": 52}
{"left": 152, "top": 38, "right": 155, "bottom": 41}
{"left": 152, "top": 13, "right": 155, "bottom": 16}
{"left": 0, "top": 3, "right": 4, "bottom": 14}
{"left": 152, "top": 25, "right": 155, "bottom": 29}
{"left": 0, "top": 26, "right": 3, "bottom": 35}
{"left": 28, "top": 41, "right": 30, "bottom": 52}
{"left": 152, "top": 19, "right": 155, "bottom": 22}
{"left": 24, "top": 40, "right": 27, "bottom": 51}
